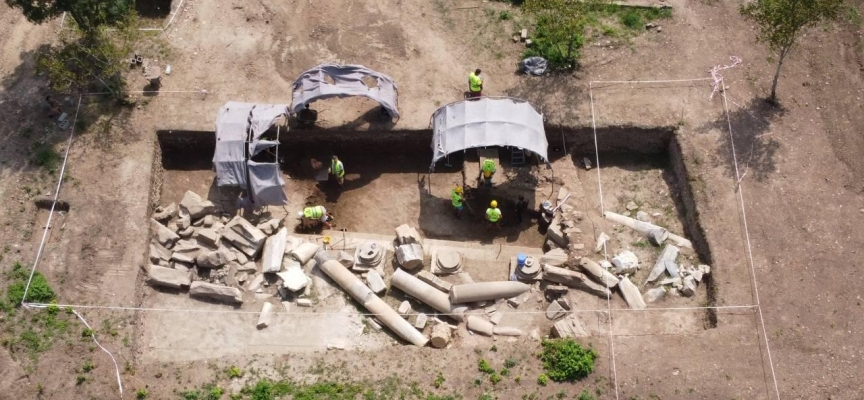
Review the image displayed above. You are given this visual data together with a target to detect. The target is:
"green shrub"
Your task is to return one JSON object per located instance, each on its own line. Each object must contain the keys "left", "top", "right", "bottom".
{"left": 76, "top": 375, "right": 86, "bottom": 385}
{"left": 499, "top": 10, "right": 512, "bottom": 20}
{"left": 620, "top": 10, "right": 642, "bottom": 29}
{"left": 578, "top": 389, "right": 596, "bottom": 400}
{"left": 82, "top": 360, "right": 95, "bottom": 372}
{"left": 521, "top": 20, "right": 584, "bottom": 70}
{"left": 504, "top": 358, "right": 517, "bottom": 368}
{"left": 136, "top": 388, "right": 148, "bottom": 399}
{"left": 227, "top": 366, "right": 243, "bottom": 379}
{"left": 537, "top": 374, "right": 548, "bottom": 386}
{"left": 31, "top": 143, "right": 62, "bottom": 172}
{"left": 478, "top": 359, "right": 495, "bottom": 374}
{"left": 490, "top": 373, "right": 501, "bottom": 384}
{"left": 434, "top": 372, "right": 445, "bottom": 388}
{"left": 6, "top": 262, "right": 56, "bottom": 305}
{"left": 539, "top": 339, "right": 597, "bottom": 382}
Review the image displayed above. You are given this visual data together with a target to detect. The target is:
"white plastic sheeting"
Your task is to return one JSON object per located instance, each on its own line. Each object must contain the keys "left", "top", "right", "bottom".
{"left": 430, "top": 97, "right": 548, "bottom": 169}
{"left": 290, "top": 63, "right": 399, "bottom": 119}
{"left": 213, "top": 102, "right": 289, "bottom": 206}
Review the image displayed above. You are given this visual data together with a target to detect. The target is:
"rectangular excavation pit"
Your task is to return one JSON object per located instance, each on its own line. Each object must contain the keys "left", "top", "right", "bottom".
{"left": 145, "top": 125, "right": 718, "bottom": 361}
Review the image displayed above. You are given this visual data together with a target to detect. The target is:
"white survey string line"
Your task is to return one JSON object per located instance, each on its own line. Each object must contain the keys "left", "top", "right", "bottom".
{"left": 589, "top": 81, "right": 620, "bottom": 400}
{"left": 720, "top": 79, "right": 782, "bottom": 400}
{"left": 590, "top": 77, "right": 714, "bottom": 85}
{"left": 22, "top": 302, "right": 757, "bottom": 316}
{"left": 20, "top": 95, "right": 82, "bottom": 306}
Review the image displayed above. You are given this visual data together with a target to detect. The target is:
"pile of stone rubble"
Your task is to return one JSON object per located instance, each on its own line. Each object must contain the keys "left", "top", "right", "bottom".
{"left": 146, "top": 190, "right": 319, "bottom": 312}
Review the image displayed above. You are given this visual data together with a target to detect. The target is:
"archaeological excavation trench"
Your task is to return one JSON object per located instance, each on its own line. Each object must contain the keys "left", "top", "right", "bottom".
{"left": 143, "top": 123, "right": 720, "bottom": 355}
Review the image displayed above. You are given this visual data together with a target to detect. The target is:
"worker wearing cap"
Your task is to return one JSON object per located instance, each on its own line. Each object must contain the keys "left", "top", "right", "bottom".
{"left": 451, "top": 186, "right": 464, "bottom": 219}
{"left": 329, "top": 155, "right": 345, "bottom": 186}
{"left": 468, "top": 68, "right": 483, "bottom": 99}
{"left": 481, "top": 159, "right": 496, "bottom": 187}
{"left": 486, "top": 200, "right": 502, "bottom": 227}
{"left": 298, "top": 205, "right": 332, "bottom": 229}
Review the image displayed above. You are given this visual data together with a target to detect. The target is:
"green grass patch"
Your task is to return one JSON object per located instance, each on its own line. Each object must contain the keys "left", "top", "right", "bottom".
{"left": 31, "top": 142, "right": 62, "bottom": 173}
{"left": 6, "top": 261, "right": 56, "bottom": 305}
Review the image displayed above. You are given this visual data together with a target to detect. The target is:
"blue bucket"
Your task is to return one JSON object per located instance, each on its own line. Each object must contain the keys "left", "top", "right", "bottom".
{"left": 517, "top": 253, "right": 527, "bottom": 267}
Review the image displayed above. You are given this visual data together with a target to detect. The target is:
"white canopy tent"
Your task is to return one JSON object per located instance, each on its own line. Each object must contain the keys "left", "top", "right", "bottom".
{"left": 430, "top": 97, "right": 548, "bottom": 170}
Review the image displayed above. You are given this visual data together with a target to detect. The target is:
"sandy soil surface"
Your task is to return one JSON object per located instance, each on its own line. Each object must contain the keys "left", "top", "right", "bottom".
{"left": 1, "top": 0, "right": 863, "bottom": 399}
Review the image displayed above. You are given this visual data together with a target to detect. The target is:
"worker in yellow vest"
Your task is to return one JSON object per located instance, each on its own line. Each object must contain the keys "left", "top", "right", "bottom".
{"left": 481, "top": 159, "right": 496, "bottom": 187}
{"left": 329, "top": 155, "right": 345, "bottom": 186}
{"left": 451, "top": 186, "right": 464, "bottom": 219}
{"left": 468, "top": 68, "right": 483, "bottom": 99}
{"left": 486, "top": 200, "right": 502, "bottom": 228}
{"left": 298, "top": 205, "right": 332, "bottom": 229}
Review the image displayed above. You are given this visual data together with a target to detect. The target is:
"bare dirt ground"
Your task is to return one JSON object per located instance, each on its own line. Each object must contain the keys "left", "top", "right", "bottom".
{"left": 1, "top": 0, "right": 863, "bottom": 399}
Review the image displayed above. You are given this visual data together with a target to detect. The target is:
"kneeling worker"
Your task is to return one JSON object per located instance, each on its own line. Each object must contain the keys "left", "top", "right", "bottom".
{"left": 451, "top": 186, "right": 464, "bottom": 219}
{"left": 486, "top": 200, "right": 502, "bottom": 227}
{"left": 298, "top": 205, "right": 332, "bottom": 229}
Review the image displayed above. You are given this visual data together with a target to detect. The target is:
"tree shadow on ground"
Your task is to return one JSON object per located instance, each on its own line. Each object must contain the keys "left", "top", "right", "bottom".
{"left": 699, "top": 97, "right": 784, "bottom": 181}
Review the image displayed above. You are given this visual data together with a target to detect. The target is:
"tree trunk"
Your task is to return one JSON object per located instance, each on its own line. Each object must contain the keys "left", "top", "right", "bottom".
{"left": 770, "top": 46, "right": 790, "bottom": 105}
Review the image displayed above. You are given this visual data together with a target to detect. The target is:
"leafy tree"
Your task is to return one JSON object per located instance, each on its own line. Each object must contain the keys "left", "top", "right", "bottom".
{"left": 740, "top": 0, "right": 845, "bottom": 104}
{"left": 5, "top": 0, "right": 134, "bottom": 35}
{"left": 523, "top": 0, "right": 607, "bottom": 70}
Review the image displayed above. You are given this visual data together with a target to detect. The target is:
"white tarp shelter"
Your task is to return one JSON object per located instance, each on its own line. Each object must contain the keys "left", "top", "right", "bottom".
{"left": 290, "top": 63, "right": 400, "bottom": 119}
{"left": 430, "top": 97, "right": 548, "bottom": 170}
{"left": 213, "top": 101, "right": 289, "bottom": 206}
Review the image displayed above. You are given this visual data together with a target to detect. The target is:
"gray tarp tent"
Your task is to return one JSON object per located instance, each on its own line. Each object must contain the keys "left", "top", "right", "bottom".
{"left": 430, "top": 97, "right": 548, "bottom": 170}
{"left": 213, "top": 101, "right": 289, "bottom": 206}
{"left": 290, "top": 63, "right": 400, "bottom": 119}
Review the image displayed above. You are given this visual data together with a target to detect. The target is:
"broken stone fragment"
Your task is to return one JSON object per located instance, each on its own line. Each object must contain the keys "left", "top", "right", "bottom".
{"left": 176, "top": 208, "right": 191, "bottom": 231}
{"left": 180, "top": 190, "right": 217, "bottom": 219}
{"left": 189, "top": 281, "right": 243, "bottom": 303}
{"left": 430, "top": 324, "right": 451, "bottom": 348}
{"left": 542, "top": 265, "right": 611, "bottom": 298}
{"left": 257, "top": 218, "right": 281, "bottom": 236}
{"left": 196, "top": 228, "right": 220, "bottom": 249}
{"left": 202, "top": 215, "right": 214, "bottom": 228}
{"left": 260, "top": 227, "right": 288, "bottom": 273}
{"left": 664, "top": 260, "right": 680, "bottom": 279}
{"left": 416, "top": 270, "right": 452, "bottom": 293}
{"left": 551, "top": 316, "right": 588, "bottom": 338}
{"left": 196, "top": 249, "right": 230, "bottom": 269}
{"left": 489, "top": 311, "right": 503, "bottom": 325}
{"left": 171, "top": 242, "right": 201, "bottom": 264}
{"left": 149, "top": 240, "right": 172, "bottom": 263}
{"left": 336, "top": 250, "right": 354, "bottom": 268}
{"left": 544, "top": 285, "right": 569, "bottom": 297}
{"left": 617, "top": 276, "right": 646, "bottom": 310}
{"left": 626, "top": 201, "right": 639, "bottom": 211}
{"left": 541, "top": 248, "right": 568, "bottom": 267}
{"left": 152, "top": 219, "right": 180, "bottom": 248}
{"left": 192, "top": 216, "right": 204, "bottom": 227}
{"left": 414, "top": 313, "right": 428, "bottom": 329}
{"left": 507, "top": 297, "right": 520, "bottom": 308}
{"left": 681, "top": 276, "right": 697, "bottom": 297}
{"left": 546, "top": 223, "right": 568, "bottom": 248}
{"left": 257, "top": 302, "right": 273, "bottom": 329}
{"left": 611, "top": 251, "right": 639, "bottom": 274}
{"left": 698, "top": 264, "right": 711, "bottom": 275}
{"left": 466, "top": 315, "right": 494, "bottom": 336}
{"left": 493, "top": 326, "right": 524, "bottom": 336}
{"left": 222, "top": 216, "right": 267, "bottom": 257}
{"left": 147, "top": 265, "right": 191, "bottom": 289}
{"left": 277, "top": 267, "right": 309, "bottom": 292}
{"left": 646, "top": 244, "right": 680, "bottom": 283}
{"left": 690, "top": 269, "right": 704, "bottom": 282}
{"left": 636, "top": 211, "right": 650, "bottom": 222}
{"left": 545, "top": 300, "right": 567, "bottom": 320}
{"left": 296, "top": 298, "right": 314, "bottom": 307}
{"left": 366, "top": 270, "right": 387, "bottom": 294}
{"left": 236, "top": 261, "right": 257, "bottom": 273}
{"left": 152, "top": 203, "right": 177, "bottom": 222}
{"left": 289, "top": 242, "right": 321, "bottom": 265}
{"left": 234, "top": 249, "right": 249, "bottom": 265}
{"left": 178, "top": 225, "right": 194, "bottom": 239}
{"left": 579, "top": 258, "right": 620, "bottom": 288}
{"left": 172, "top": 260, "right": 192, "bottom": 273}
{"left": 398, "top": 300, "right": 411, "bottom": 316}
{"left": 647, "top": 228, "right": 669, "bottom": 246}
{"left": 644, "top": 287, "right": 666, "bottom": 303}
{"left": 659, "top": 277, "right": 682, "bottom": 286}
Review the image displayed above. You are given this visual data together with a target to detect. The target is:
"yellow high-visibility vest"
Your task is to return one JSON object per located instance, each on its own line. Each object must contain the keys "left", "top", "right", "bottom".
{"left": 469, "top": 72, "right": 483, "bottom": 92}
{"left": 451, "top": 190, "right": 463, "bottom": 207}
{"left": 486, "top": 207, "right": 501, "bottom": 222}
{"left": 303, "top": 206, "right": 325, "bottom": 219}
{"left": 331, "top": 160, "right": 345, "bottom": 177}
